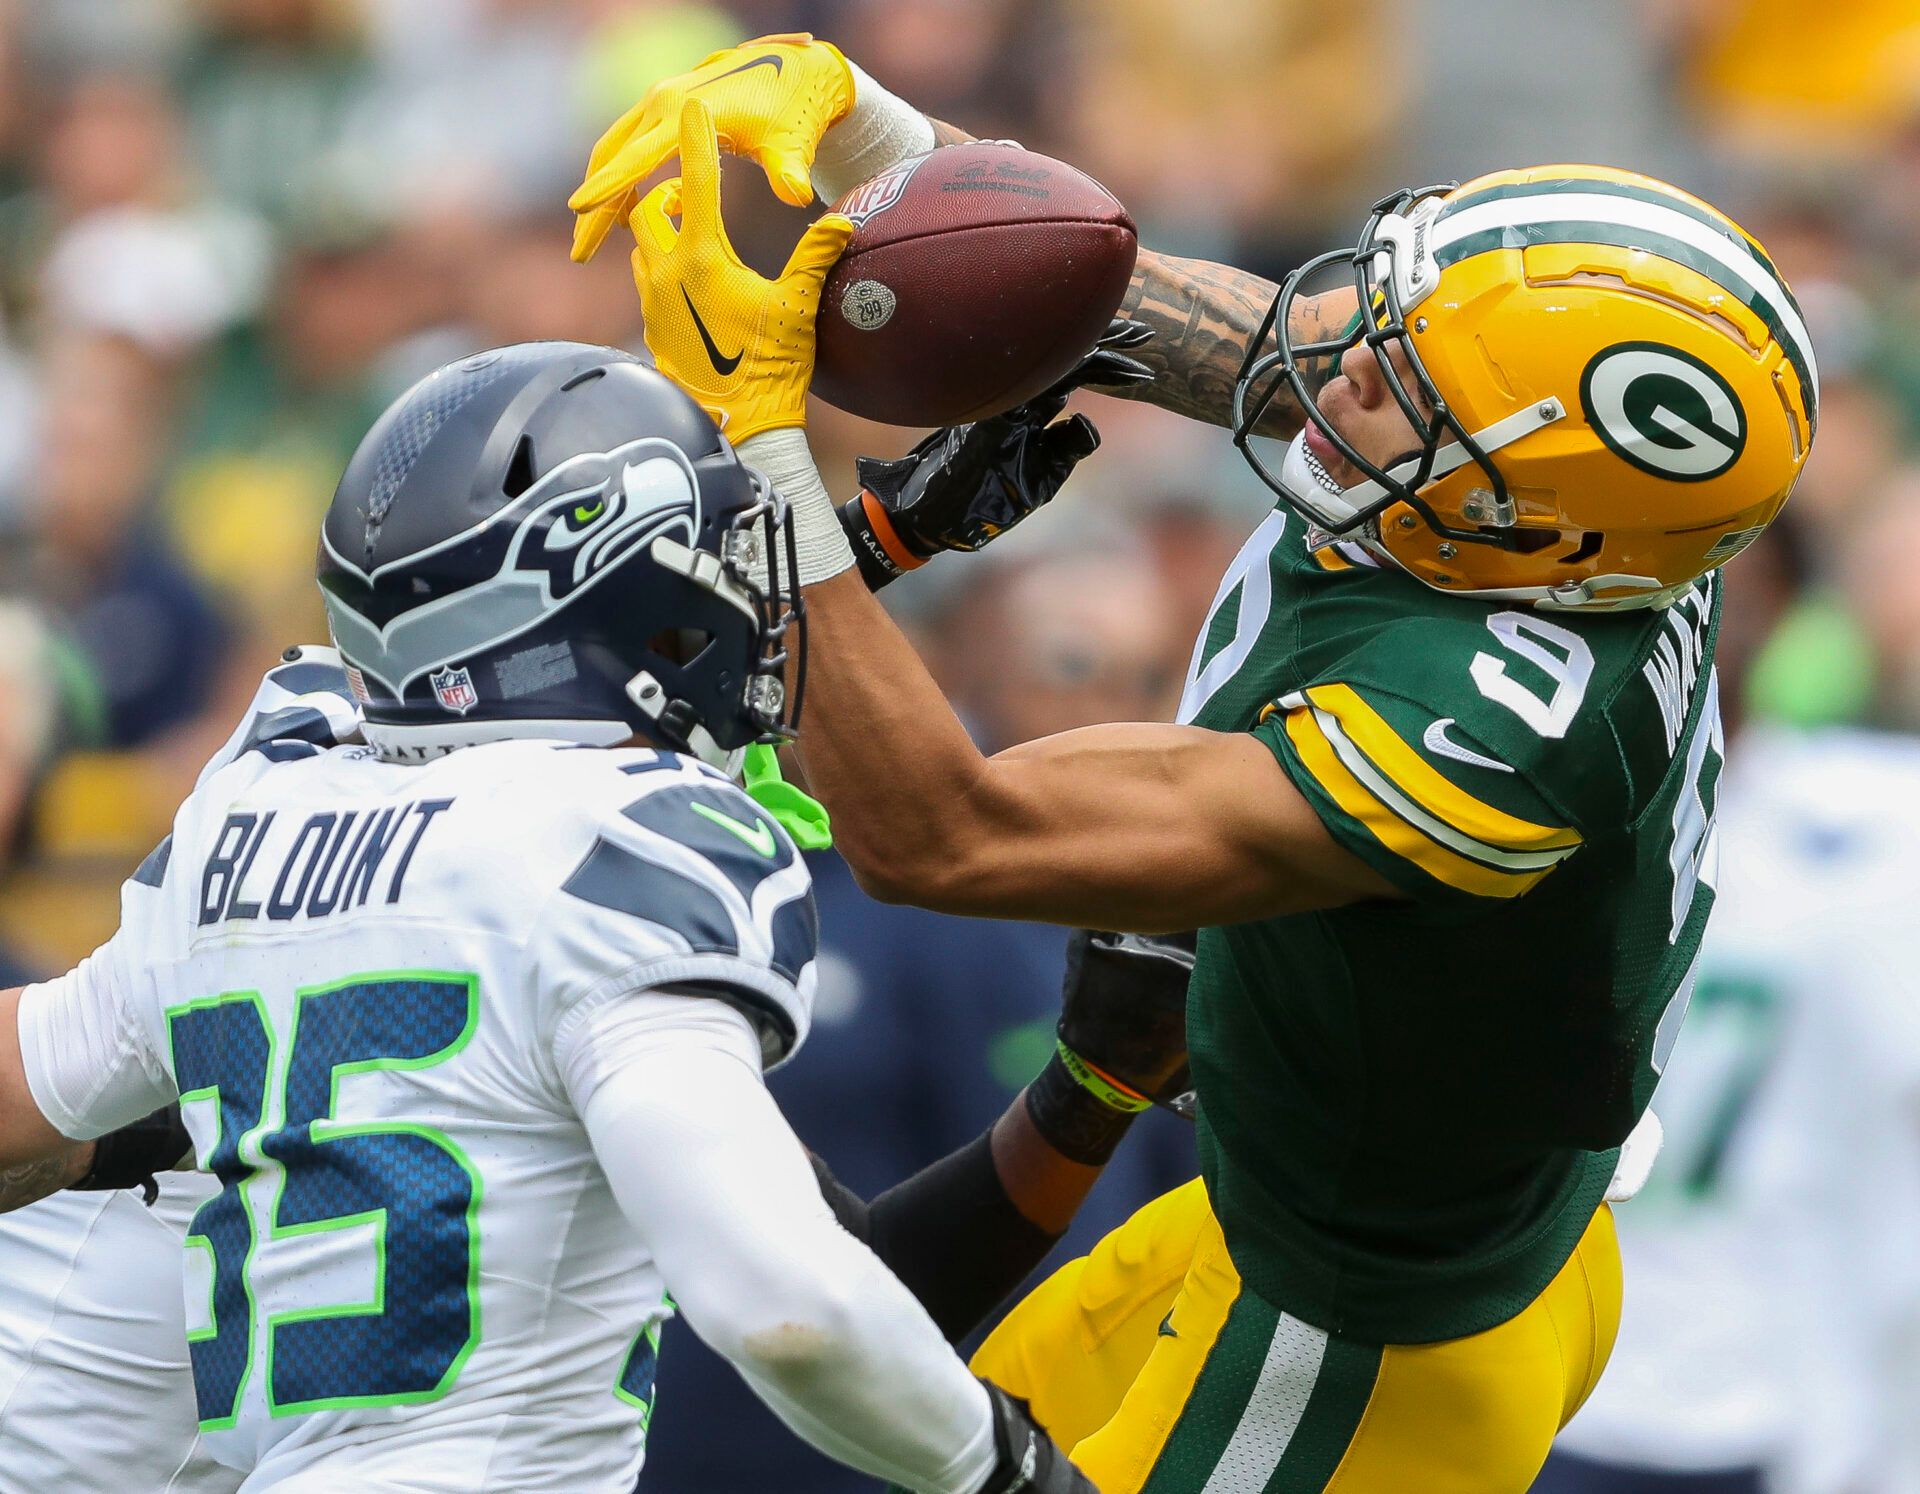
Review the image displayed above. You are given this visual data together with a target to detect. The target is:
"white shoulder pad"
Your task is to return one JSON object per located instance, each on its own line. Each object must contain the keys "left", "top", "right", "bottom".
{"left": 125, "top": 647, "right": 361, "bottom": 901}
{"left": 537, "top": 749, "right": 818, "bottom": 1068}
{"left": 196, "top": 646, "right": 360, "bottom": 789}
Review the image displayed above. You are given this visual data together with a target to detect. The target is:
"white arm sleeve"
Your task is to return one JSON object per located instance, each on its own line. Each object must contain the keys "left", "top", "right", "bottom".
{"left": 17, "top": 942, "right": 173, "bottom": 1141}
{"left": 811, "top": 60, "right": 937, "bottom": 203}
{"left": 555, "top": 992, "right": 997, "bottom": 1494}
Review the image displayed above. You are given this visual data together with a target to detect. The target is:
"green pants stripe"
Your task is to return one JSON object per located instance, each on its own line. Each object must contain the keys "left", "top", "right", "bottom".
{"left": 1145, "top": 1288, "right": 1384, "bottom": 1493}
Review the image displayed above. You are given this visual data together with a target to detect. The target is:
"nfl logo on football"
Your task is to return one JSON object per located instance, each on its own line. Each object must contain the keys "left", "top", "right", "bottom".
{"left": 837, "top": 157, "right": 922, "bottom": 227}
{"left": 431, "top": 664, "right": 479, "bottom": 715}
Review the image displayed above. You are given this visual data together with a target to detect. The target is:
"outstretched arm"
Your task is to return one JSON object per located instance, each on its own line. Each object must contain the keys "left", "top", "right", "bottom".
{"left": 1114, "top": 249, "right": 1304, "bottom": 433}
{"left": 563, "top": 995, "right": 1093, "bottom": 1493}
{"left": 785, "top": 567, "right": 1392, "bottom": 930}
{"left": 618, "top": 101, "right": 1394, "bottom": 931}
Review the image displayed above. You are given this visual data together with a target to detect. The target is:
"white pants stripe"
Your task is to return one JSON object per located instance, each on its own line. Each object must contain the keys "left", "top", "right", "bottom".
{"left": 1200, "top": 1313, "right": 1330, "bottom": 1493}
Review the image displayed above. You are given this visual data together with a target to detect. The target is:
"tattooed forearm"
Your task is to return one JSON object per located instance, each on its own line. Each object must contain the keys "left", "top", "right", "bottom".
{"left": 919, "top": 126, "right": 1304, "bottom": 437}
{"left": 1099, "top": 249, "right": 1305, "bottom": 437}
{"left": 0, "top": 1142, "right": 91, "bottom": 1214}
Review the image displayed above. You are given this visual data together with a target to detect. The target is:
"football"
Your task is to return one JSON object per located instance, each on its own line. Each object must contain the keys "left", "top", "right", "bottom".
{"left": 812, "top": 142, "right": 1138, "bottom": 427}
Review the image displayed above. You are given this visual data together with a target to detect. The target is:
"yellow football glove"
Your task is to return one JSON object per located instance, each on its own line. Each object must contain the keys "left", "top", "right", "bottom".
{"left": 571, "top": 31, "right": 854, "bottom": 264}
{"left": 631, "top": 97, "right": 853, "bottom": 442}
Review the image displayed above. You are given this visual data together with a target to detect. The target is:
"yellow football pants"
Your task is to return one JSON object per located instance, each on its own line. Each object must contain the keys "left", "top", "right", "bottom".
{"left": 972, "top": 1180, "right": 1621, "bottom": 1494}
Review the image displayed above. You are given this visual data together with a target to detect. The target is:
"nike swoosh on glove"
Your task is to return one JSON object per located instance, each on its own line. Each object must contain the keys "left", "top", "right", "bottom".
{"left": 571, "top": 32, "right": 855, "bottom": 261}
{"left": 627, "top": 97, "right": 853, "bottom": 441}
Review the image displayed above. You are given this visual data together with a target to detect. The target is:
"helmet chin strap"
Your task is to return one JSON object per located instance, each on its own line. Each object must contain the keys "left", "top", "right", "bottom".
{"left": 1351, "top": 536, "right": 1692, "bottom": 612}
{"left": 1445, "top": 574, "right": 1696, "bottom": 612}
{"left": 625, "top": 669, "right": 746, "bottom": 776}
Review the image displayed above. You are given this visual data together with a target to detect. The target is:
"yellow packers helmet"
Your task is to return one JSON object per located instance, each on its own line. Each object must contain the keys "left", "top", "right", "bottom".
{"left": 1232, "top": 165, "right": 1818, "bottom": 610}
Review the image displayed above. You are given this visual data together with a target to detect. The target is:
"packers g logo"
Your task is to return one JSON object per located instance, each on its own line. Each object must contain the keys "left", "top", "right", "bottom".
{"left": 1579, "top": 342, "right": 1747, "bottom": 483}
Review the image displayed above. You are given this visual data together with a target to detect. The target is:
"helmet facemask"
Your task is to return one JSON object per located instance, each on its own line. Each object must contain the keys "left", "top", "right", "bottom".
{"left": 1232, "top": 187, "right": 1564, "bottom": 551}
{"left": 629, "top": 466, "right": 807, "bottom": 771}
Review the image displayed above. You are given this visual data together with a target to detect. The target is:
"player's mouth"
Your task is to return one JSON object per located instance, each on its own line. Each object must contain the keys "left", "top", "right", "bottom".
{"left": 1301, "top": 417, "right": 1357, "bottom": 492}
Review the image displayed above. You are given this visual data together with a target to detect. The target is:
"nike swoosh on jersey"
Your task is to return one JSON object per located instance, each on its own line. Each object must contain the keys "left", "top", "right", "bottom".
{"left": 694, "top": 54, "right": 784, "bottom": 89}
{"left": 1280, "top": 684, "right": 1580, "bottom": 899}
{"left": 1422, "top": 718, "right": 1514, "bottom": 774}
{"left": 690, "top": 800, "right": 778, "bottom": 858}
{"left": 680, "top": 287, "right": 744, "bottom": 376}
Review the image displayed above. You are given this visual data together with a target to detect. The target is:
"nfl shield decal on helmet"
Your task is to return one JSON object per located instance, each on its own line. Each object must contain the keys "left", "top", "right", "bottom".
{"left": 431, "top": 664, "right": 479, "bottom": 715}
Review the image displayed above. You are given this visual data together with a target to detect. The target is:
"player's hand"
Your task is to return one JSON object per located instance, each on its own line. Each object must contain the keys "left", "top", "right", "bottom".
{"left": 838, "top": 319, "right": 1154, "bottom": 589}
{"left": 629, "top": 97, "right": 853, "bottom": 441}
{"left": 979, "top": 1381, "right": 1099, "bottom": 1494}
{"left": 571, "top": 32, "right": 855, "bottom": 263}
{"left": 1059, "top": 928, "right": 1197, "bottom": 1120}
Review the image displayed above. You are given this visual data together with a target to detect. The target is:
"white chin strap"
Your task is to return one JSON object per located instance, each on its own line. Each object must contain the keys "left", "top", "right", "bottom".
{"left": 1278, "top": 396, "right": 1567, "bottom": 534}
{"left": 625, "top": 668, "right": 747, "bottom": 776}
{"left": 1438, "top": 573, "right": 1696, "bottom": 612}
{"left": 1280, "top": 394, "right": 1692, "bottom": 611}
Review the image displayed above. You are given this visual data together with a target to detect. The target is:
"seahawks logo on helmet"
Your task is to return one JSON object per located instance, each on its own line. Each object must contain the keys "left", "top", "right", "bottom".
{"left": 1580, "top": 342, "right": 1748, "bottom": 483}
{"left": 322, "top": 436, "right": 704, "bottom": 697}
{"left": 511, "top": 444, "right": 703, "bottom": 600}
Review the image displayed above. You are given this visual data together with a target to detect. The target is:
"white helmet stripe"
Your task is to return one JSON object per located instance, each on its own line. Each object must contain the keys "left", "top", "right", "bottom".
{"left": 1432, "top": 192, "right": 1818, "bottom": 414}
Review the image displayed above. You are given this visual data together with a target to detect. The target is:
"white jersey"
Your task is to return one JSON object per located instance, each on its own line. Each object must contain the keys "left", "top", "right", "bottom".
{"left": 19, "top": 727, "right": 817, "bottom": 1492}
{"left": 0, "top": 1179, "right": 233, "bottom": 1494}
{"left": 1559, "top": 728, "right": 1920, "bottom": 1492}
{"left": 0, "top": 654, "right": 354, "bottom": 1494}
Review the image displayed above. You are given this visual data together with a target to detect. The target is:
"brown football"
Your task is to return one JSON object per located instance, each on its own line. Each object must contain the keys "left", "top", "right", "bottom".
{"left": 812, "top": 143, "right": 1138, "bottom": 427}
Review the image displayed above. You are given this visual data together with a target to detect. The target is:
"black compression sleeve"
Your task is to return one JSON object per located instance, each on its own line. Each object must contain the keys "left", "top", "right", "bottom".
{"left": 808, "top": 1149, "right": 872, "bottom": 1240}
{"left": 809, "top": 1134, "right": 1061, "bottom": 1342}
{"left": 73, "top": 1104, "right": 193, "bottom": 1206}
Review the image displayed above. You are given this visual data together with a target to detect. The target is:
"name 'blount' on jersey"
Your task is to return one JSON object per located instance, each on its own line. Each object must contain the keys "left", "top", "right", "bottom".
{"left": 96, "top": 732, "right": 816, "bottom": 1488}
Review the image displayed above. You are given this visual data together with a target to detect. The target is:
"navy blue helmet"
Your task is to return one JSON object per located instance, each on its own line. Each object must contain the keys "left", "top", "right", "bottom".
{"left": 317, "top": 342, "right": 802, "bottom": 766}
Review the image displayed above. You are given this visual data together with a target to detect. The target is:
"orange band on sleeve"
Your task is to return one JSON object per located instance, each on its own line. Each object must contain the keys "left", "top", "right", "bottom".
{"left": 860, "top": 489, "right": 926, "bottom": 573}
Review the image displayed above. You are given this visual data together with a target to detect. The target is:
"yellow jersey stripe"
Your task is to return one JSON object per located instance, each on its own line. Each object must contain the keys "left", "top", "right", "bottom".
{"left": 1312, "top": 546, "right": 1353, "bottom": 572}
{"left": 1310, "top": 706, "right": 1576, "bottom": 873}
{"left": 1304, "top": 684, "right": 1583, "bottom": 853}
{"left": 1283, "top": 709, "right": 1548, "bottom": 899}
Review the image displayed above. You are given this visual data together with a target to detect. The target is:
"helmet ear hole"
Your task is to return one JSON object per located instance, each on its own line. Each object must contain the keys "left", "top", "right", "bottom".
{"left": 1559, "top": 531, "right": 1603, "bottom": 565}
{"left": 503, "top": 436, "right": 537, "bottom": 498}
{"left": 646, "top": 628, "right": 714, "bottom": 667}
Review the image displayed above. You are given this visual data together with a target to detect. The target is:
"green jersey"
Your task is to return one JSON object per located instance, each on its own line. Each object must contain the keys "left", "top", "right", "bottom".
{"left": 1180, "top": 508, "right": 1723, "bottom": 1344}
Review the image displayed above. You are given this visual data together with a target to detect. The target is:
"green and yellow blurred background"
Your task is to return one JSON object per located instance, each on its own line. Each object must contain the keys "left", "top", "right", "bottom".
{"left": 4, "top": 7, "right": 1920, "bottom": 1487}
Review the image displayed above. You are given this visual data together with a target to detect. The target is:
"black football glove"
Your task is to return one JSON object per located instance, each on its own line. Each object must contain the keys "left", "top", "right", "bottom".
{"left": 839, "top": 318, "right": 1154, "bottom": 590}
{"left": 1060, "top": 928, "right": 1197, "bottom": 1120}
{"left": 978, "top": 1381, "right": 1098, "bottom": 1494}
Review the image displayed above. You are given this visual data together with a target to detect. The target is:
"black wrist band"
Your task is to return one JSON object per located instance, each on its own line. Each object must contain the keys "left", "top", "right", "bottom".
{"left": 1025, "top": 1051, "right": 1139, "bottom": 1166}
{"left": 837, "top": 495, "right": 912, "bottom": 591}
{"left": 74, "top": 1103, "right": 193, "bottom": 1206}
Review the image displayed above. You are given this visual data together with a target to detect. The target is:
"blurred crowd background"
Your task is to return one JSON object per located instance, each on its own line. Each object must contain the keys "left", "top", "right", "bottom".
{"left": 2, "top": 2, "right": 1920, "bottom": 1491}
